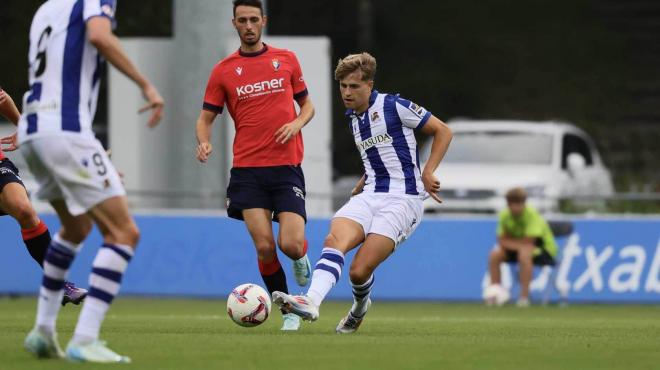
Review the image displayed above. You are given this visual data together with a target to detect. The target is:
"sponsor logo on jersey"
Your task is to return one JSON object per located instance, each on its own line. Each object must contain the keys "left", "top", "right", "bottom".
{"left": 357, "top": 133, "right": 393, "bottom": 152}
{"left": 235, "top": 66, "right": 243, "bottom": 76}
{"left": 272, "top": 58, "right": 280, "bottom": 71}
{"left": 371, "top": 111, "right": 380, "bottom": 122}
{"left": 101, "top": 4, "right": 115, "bottom": 18}
{"left": 236, "top": 78, "right": 285, "bottom": 98}
{"left": 409, "top": 103, "right": 426, "bottom": 117}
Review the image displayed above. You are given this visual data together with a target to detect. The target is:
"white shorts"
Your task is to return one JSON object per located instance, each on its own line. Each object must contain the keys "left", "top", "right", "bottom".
{"left": 334, "top": 192, "right": 424, "bottom": 248}
{"left": 20, "top": 136, "right": 125, "bottom": 216}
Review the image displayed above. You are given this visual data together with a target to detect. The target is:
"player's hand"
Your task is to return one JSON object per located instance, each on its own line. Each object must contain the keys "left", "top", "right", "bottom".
{"left": 196, "top": 142, "right": 213, "bottom": 163}
{"left": 351, "top": 175, "right": 366, "bottom": 196}
{"left": 422, "top": 170, "right": 443, "bottom": 204}
{"left": 0, "top": 132, "right": 19, "bottom": 152}
{"left": 274, "top": 120, "right": 303, "bottom": 144}
{"left": 138, "top": 83, "right": 164, "bottom": 128}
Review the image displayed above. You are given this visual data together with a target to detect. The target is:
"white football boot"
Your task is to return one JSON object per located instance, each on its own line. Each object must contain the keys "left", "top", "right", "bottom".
{"left": 271, "top": 291, "right": 319, "bottom": 322}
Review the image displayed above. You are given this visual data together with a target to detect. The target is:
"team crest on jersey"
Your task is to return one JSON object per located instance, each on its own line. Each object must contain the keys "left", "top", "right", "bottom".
{"left": 101, "top": 4, "right": 115, "bottom": 18}
{"left": 235, "top": 67, "right": 243, "bottom": 76}
{"left": 271, "top": 58, "right": 280, "bottom": 71}
{"left": 409, "top": 103, "right": 426, "bottom": 117}
{"left": 371, "top": 111, "right": 380, "bottom": 122}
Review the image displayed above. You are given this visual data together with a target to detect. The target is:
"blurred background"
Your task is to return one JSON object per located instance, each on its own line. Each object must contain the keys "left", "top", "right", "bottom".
{"left": 0, "top": 0, "right": 659, "bottom": 303}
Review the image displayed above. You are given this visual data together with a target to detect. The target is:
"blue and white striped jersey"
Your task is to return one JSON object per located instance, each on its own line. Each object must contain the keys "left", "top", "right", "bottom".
{"left": 18, "top": 0, "right": 117, "bottom": 142}
{"left": 347, "top": 90, "right": 432, "bottom": 197}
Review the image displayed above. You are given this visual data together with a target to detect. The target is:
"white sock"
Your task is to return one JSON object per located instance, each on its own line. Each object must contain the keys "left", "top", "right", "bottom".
{"left": 36, "top": 235, "right": 80, "bottom": 333}
{"left": 307, "top": 248, "right": 344, "bottom": 307}
{"left": 72, "top": 243, "right": 133, "bottom": 344}
{"left": 351, "top": 274, "right": 374, "bottom": 317}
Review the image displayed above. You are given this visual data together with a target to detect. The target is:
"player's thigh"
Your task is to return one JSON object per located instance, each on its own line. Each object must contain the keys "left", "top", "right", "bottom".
{"left": 20, "top": 141, "right": 64, "bottom": 204}
{"left": 270, "top": 165, "right": 307, "bottom": 223}
{"left": 226, "top": 168, "right": 273, "bottom": 221}
{"left": 0, "top": 182, "right": 38, "bottom": 225}
{"left": 87, "top": 195, "right": 139, "bottom": 246}
{"left": 350, "top": 233, "right": 396, "bottom": 284}
{"left": 49, "top": 199, "right": 93, "bottom": 243}
{"left": 369, "top": 196, "right": 423, "bottom": 249}
{"left": 325, "top": 216, "right": 365, "bottom": 254}
{"left": 277, "top": 211, "right": 305, "bottom": 247}
{"left": 242, "top": 208, "right": 276, "bottom": 253}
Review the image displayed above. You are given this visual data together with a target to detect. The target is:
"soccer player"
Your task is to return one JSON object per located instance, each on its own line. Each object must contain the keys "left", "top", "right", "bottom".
{"left": 487, "top": 187, "right": 558, "bottom": 307}
{"left": 0, "top": 87, "right": 87, "bottom": 306}
{"left": 196, "top": 0, "right": 314, "bottom": 331}
{"left": 272, "top": 52, "right": 453, "bottom": 333}
{"left": 18, "top": 0, "right": 164, "bottom": 363}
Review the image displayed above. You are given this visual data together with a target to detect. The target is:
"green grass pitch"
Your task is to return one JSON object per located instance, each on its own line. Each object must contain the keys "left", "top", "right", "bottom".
{"left": 1, "top": 298, "right": 659, "bottom": 370}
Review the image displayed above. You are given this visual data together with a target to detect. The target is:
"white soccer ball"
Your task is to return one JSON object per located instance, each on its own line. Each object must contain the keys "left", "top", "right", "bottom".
{"left": 483, "top": 284, "right": 510, "bottom": 306}
{"left": 227, "top": 283, "right": 272, "bottom": 327}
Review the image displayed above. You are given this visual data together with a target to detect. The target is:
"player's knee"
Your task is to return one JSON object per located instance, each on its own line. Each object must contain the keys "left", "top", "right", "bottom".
{"left": 109, "top": 221, "right": 140, "bottom": 247}
{"left": 255, "top": 239, "right": 276, "bottom": 259}
{"left": 324, "top": 232, "right": 350, "bottom": 253}
{"left": 349, "top": 263, "right": 372, "bottom": 285}
{"left": 278, "top": 237, "right": 305, "bottom": 259}
{"left": 518, "top": 247, "right": 533, "bottom": 263}
{"left": 11, "top": 201, "right": 38, "bottom": 228}
{"left": 489, "top": 248, "right": 505, "bottom": 262}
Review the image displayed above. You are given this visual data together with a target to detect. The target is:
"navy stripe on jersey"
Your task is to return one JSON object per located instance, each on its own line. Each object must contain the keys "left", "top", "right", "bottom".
{"left": 61, "top": 0, "right": 85, "bottom": 133}
{"left": 384, "top": 96, "right": 418, "bottom": 195}
{"left": 357, "top": 112, "right": 390, "bottom": 192}
{"left": 26, "top": 83, "right": 42, "bottom": 134}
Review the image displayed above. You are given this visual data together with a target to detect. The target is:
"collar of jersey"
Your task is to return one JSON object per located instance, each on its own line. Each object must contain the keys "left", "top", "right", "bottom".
{"left": 345, "top": 90, "right": 379, "bottom": 117}
{"left": 238, "top": 43, "right": 269, "bottom": 57}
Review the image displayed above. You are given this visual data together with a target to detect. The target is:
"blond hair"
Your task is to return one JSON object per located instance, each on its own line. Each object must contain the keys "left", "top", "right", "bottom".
{"left": 334, "top": 52, "right": 377, "bottom": 81}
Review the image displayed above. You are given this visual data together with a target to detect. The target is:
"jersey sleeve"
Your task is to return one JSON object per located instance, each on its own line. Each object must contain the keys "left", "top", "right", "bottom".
{"left": 84, "top": 0, "right": 117, "bottom": 28}
{"left": 395, "top": 97, "right": 432, "bottom": 130}
{"left": 202, "top": 65, "right": 225, "bottom": 114}
{"left": 289, "top": 52, "right": 308, "bottom": 102}
{"left": 523, "top": 212, "right": 545, "bottom": 238}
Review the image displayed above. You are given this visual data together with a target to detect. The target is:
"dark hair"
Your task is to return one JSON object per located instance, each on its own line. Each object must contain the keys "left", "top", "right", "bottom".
{"left": 505, "top": 187, "right": 527, "bottom": 203}
{"left": 233, "top": 0, "right": 264, "bottom": 17}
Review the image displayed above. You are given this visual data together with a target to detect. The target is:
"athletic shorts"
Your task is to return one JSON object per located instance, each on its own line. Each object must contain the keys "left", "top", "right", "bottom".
{"left": 334, "top": 192, "right": 424, "bottom": 248}
{"left": 505, "top": 237, "right": 556, "bottom": 266}
{"left": 0, "top": 158, "right": 26, "bottom": 216}
{"left": 20, "top": 136, "right": 125, "bottom": 216}
{"left": 226, "top": 165, "right": 306, "bottom": 222}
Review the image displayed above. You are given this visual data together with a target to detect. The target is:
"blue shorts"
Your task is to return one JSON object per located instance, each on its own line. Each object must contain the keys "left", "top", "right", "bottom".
{"left": 226, "top": 165, "right": 306, "bottom": 223}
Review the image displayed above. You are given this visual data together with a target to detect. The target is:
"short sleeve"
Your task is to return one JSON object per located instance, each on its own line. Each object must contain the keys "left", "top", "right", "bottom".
{"left": 524, "top": 213, "right": 544, "bottom": 238}
{"left": 289, "top": 52, "right": 308, "bottom": 102}
{"left": 395, "top": 97, "right": 432, "bottom": 130}
{"left": 84, "top": 0, "right": 117, "bottom": 28}
{"left": 202, "top": 65, "right": 225, "bottom": 114}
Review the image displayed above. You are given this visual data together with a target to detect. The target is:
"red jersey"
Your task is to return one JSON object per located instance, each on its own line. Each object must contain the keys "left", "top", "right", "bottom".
{"left": 203, "top": 45, "right": 308, "bottom": 167}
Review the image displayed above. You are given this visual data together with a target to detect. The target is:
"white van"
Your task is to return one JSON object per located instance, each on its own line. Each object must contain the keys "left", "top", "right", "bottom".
{"left": 421, "top": 120, "right": 614, "bottom": 213}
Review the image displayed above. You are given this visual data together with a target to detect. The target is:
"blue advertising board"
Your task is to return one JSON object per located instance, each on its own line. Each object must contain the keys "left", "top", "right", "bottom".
{"left": 1, "top": 214, "right": 658, "bottom": 303}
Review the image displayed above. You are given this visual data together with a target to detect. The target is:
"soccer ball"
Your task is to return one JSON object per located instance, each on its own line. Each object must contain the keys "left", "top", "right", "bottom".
{"left": 483, "top": 284, "right": 510, "bottom": 306}
{"left": 227, "top": 283, "right": 271, "bottom": 327}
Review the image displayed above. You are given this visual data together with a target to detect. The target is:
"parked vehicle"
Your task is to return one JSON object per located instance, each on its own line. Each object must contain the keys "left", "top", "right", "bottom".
{"left": 420, "top": 120, "right": 614, "bottom": 213}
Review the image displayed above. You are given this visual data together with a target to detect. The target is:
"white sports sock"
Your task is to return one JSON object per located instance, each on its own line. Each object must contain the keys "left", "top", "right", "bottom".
{"left": 35, "top": 235, "right": 81, "bottom": 333}
{"left": 307, "top": 248, "right": 344, "bottom": 307}
{"left": 72, "top": 243, "right": 133, "bottom": 344}
{"left": 351, "top": 274, "right": 374, "bottom": 317}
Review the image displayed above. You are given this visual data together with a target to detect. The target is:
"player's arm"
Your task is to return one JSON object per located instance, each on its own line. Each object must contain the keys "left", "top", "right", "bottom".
{"left": 195, "top": 110, "right": 217, "bottom": 163}
{"left": 275, "top": 96, "right": 315, "bottom": 144}
{"left": 86, "top": 17, "right": 164, "bottom": 127}
{"left": 0, "top": 88, "right": 20, "bottom": 125}
{"left": 351, "top": 174, "right": 366, "bottom": 196}
{"left": 419, "top": 116, "right": 453, "bottom": 203}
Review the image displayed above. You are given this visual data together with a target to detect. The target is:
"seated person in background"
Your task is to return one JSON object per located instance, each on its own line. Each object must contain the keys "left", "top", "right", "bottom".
{"left": 487, "top": 187, "right": 558, "bottom": 307}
